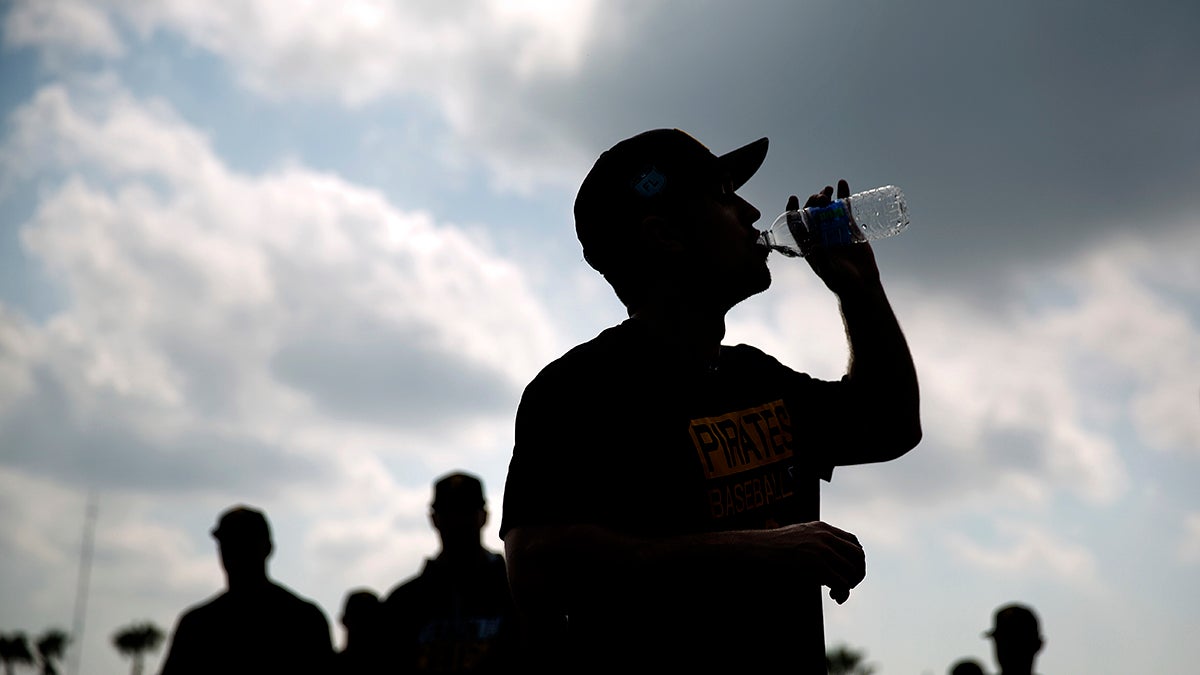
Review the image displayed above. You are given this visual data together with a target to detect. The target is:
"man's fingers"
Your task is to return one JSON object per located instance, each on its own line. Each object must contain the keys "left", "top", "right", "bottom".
{"left": 803, "top": 185, "right": 834, "bottom": 209}
{"left": 799, "top": 522, "right": 866, "bottom": 590}
{"left": 825, "top": 543, "right": 866, "bottom": 589}
{"left": 813, "top": 521, "right": 861, "bottom": 548}
{"left": 836, "top": 179, "right": 850, "bottom": 200}
{"left": 829, "top": 587, "right": 851, "bottom": 604}
{"left": 786, "top": 195, "right": 800, "bottom": 211}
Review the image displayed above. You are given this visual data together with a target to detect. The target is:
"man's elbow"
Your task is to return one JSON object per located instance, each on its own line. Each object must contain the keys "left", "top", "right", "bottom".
{"left": 897, "top": 420, "right": 922, "bottom": 456}
{"left": 505, "top": 527, "right": 562, "bottom": 615}
{"left": 870, "top": 417, "right": 922, "bottom": 463}
{"left": 890, "top": 412, "right": 923, "bottom": 456}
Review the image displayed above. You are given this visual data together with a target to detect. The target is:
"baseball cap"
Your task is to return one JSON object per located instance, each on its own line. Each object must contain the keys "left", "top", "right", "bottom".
{"left": 211, "top": 505, "right": 272, "bottom": 543}
{"left": 431, "top": 472, "right": 486, "bottom": 512}
{"left": 574, "top": 128, "right": 769, "bottom": 273}
{"left": 985, "top": 603, "right": 1041, "bottom": 639}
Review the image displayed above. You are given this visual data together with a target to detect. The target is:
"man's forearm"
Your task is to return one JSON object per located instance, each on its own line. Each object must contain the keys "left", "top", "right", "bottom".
{"left": 505, "top": 520, "right": 864, "bottom": 617}
{"left": 506, "top": 524, "right": 772, "bottom": 614}
{"left": 837, "top": 279, "right": 921, "bottom": 460}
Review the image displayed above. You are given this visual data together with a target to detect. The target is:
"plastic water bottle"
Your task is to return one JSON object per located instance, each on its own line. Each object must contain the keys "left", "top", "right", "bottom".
{"left": 758, "top": 185, "right": 909, "bottom": 258}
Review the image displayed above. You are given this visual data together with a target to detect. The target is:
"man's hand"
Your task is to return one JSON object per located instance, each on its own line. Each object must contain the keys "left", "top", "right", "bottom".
{"left": 787, "top": 179, "right": 883, "bottom": 295}
{"left": 767, "top": 520, "right": 865, "bottom": 604}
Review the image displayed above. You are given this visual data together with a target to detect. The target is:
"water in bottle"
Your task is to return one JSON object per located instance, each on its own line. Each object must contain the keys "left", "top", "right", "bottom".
{"left": 758, "top": 185, "right": 909, "bottom": 258}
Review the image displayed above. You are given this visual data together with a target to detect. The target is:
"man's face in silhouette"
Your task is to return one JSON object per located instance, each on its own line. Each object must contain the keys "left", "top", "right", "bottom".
{"left": 432, "top": 505, "right": 486, "bottom": 550}
{"left": 666, "top": 174, "right": 768, "bottom": 310}
{"left": 992, "top": 632, "right": 1041, "bottom": 673}
{"left": 217, "top": 535, "right": 271, "bottom": 579}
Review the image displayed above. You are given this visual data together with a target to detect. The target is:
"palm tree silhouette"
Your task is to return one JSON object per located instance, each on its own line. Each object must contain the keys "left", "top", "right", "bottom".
{"left": 826, "top": 642, "right": 878, "bottom": 675}
{"left": 111, "top": 623, "right": 164, "bottom": 675}
{"left": 34, "top": 630, "right": 69, "bottom": 675}
{"left": 0, "top": 633, "right": 34, "bottom": 675}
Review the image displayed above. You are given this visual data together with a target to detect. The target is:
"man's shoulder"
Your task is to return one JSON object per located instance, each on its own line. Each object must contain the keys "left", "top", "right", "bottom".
{"left": 175, "top": 591, "right": 229, "bottom": 623}
{"left": 721, "top": 342, "right": 793, "bottom": 372}
{"left": 383, "top": 564, "right": 431, "bottom": 606}
{"left": 548, "top": 322, "right": 638, "bottom": 367}
{"left": 265, "top": 582, "right": 330, "bottom": 622}
{"left": 528, "top": 320, "right": 653, "bottom": 385}
{"left": 518, "top": 323, "right": 627, "bottom": 400}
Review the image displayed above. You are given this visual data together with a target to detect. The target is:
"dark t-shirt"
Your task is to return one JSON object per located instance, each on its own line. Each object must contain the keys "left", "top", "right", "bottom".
{"left": 501, "top": 319, "right": 858, "bottom": 673}
{"left": 159, "top": 582, "right": 334, "bottom": 675}
{"left": 384, "top": 552, "right": 517, "bottom": 673}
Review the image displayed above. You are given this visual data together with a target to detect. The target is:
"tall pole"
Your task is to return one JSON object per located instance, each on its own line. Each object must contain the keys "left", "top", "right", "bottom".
{"left": 67, "top": 492, "right": 98, "bottom": 675}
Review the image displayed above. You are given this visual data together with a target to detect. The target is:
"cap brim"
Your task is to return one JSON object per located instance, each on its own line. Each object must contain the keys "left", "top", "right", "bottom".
{"left": 719, "top": 137, "right": 769, "bottom": 190}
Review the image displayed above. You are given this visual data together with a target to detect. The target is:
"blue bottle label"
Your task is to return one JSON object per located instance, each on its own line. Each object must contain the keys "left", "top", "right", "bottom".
{"left": 800, "top": 201, "right": 862, "bottom": 250}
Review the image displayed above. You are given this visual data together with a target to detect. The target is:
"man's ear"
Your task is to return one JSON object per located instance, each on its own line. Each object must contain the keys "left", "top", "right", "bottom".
{"left": 638, "top": 214, "right": 687, "bottom": 255}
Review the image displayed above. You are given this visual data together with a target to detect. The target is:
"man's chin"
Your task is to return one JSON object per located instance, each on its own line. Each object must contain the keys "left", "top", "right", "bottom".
{"left": 749, "top": 267, "right": 772, "bottom": 296}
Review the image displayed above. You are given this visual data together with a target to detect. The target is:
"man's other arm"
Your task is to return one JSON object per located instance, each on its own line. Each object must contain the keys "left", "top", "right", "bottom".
{"left": 798, "top": 181, "right": 922, "bottom": 464}
{"left": 505, "top": 519, "right": 866, "bottom": 620}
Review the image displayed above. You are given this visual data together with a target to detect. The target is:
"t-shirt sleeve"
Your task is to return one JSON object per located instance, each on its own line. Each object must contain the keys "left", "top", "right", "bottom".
{"left": 737, "top": 345, "right": 860, "bottom": 481}
{"left": 500, "top": 364, "right": 611, "bottom": 538}
{"left": 790, "top": 374, "right": 857, "bottom": 481}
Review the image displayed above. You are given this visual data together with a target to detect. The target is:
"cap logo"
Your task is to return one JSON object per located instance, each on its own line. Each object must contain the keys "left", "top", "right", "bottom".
{"left": 633, "top": 166, "right": 666, "bottom": 197}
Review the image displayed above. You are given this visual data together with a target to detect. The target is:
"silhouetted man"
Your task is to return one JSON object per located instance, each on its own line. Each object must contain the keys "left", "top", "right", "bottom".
{"left": 985, "top": 603, "right": 1044, "bottom": 675}
{"left": 501, "top": 129, "right": 921, "bottom": 673}
{"left": 159, "top": 505, "right": 334, "bottom": 674}
{"left": 384, "top": 472, "right": 517, "bottom": 672}
{"left": 337, "top": 589, "right": 385, "bottom": 674}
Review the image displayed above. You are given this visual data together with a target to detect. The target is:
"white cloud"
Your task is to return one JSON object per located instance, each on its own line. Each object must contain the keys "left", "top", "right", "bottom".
{"left": 3, "top": 0, "right": 125, "bottom": 61}
{"left": 946, "top": 520, "right": 1100, "bottom": 589}
{"left": 29, "top": 0, "right": 602, "bottom": 193}
{"left": 0, "top": 81, "right": 560, "bottom": 501}
{"left": 1181, "top": 513, "right": 1200, "bottom": 565}
{"left": 1048, "top": 233, "right": 1200, "bottom": 457}
{"left": 95, "top": 0, "right": 597, "bottom": 99}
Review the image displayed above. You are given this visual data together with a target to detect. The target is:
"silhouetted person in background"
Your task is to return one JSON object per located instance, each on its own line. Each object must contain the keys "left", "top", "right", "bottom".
{"left": 985, "top": 603, "right": 1044, "bottom": 675}
{"left": 159, "top": 505, "right": 334, "bottom": 675}
{"left": 337, "top": 589, "right": 385, "bottom": 674}
{"left": 501, "top": 129, "right": 921, "bottom": 673}
{"left": 384, "top": 472, "right": 517, "bottom": 672}
{"left": 949, "top": 657, "right": 986, "bottom": 675}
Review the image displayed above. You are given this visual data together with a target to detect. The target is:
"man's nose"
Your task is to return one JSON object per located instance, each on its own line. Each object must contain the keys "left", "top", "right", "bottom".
{"left": 740, "top": 197, "right": 761, "bottom": 227}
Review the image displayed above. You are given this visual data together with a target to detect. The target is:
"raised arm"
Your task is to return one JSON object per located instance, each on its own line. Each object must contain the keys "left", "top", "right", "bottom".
{"left": 793, "top": 180, "right": 922, "bottom": 464}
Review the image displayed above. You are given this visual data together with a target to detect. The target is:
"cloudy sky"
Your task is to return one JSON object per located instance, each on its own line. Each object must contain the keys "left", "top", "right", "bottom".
{"left": 1, "top": 1, "right": 1197, "bottom": 673}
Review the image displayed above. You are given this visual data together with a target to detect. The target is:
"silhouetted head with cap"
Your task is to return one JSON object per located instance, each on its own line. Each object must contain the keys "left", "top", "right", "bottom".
{"left": 574, "top": 129, "right": 769, "bottom": 314}
{"left": 985, "top": 603, "right": 1043, "bottom": 675}
{"left": 339, "top": 588, "right": 383, "bottom": 652}
{"left": 429, "top": 472, "right": 488, "bottom": 562}
{"left": 211, "top": 505, "right": 273, "bottom": 589}
{"left": 949, "top": 658, "right": 985, "bottom": 675}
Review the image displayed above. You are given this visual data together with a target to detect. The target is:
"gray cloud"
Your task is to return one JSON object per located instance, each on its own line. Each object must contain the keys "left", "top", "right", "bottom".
{"left": 272, "top": 318, "right": 517, "bottom": 428}
{"left": 0, "top": 365, "right": 330, "bottom": 494}
{"left": 535, "top": 2, "right": 1200, "bottom": 287}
